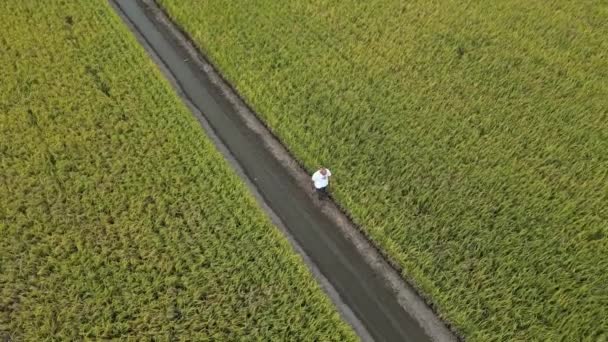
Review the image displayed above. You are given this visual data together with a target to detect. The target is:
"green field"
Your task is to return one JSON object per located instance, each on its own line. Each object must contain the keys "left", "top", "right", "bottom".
{"left": 0, "top": 1, "right": 356, "bottom": 340}
{"left": 158, "top": 0, "right": 608, "bottom": 340}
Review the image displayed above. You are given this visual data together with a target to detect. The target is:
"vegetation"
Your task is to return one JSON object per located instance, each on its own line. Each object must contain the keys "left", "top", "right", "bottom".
{"left": 157, "top": 0, "right": 608, "bottom": 340}
{"left": 0, "top": 1, "right": 356, "bottom": 340}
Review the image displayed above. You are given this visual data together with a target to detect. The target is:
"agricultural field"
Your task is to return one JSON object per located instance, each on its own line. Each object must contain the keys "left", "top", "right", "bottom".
{"left": 0, "top": 1, "right": 356, "bottom": 340}
{"left": 158, "top": 0, "right": 608, "bottom": 340}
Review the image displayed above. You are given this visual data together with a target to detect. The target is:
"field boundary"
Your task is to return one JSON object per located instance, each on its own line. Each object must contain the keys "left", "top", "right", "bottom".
{"left": 115, "top": 0, "right": 459, "bottom": 340}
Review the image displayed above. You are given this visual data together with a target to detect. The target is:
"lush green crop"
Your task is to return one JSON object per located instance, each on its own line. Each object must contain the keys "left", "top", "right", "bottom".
{"left": 0, "top": 1, "right": 356, "bottom": 340}
{"left": 158, "top": 0, "right": 608, "bottom": 340}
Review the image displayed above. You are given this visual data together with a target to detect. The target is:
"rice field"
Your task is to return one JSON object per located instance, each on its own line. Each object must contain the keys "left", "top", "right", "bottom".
{"left": 157, "top": 0, "right": 608, "bottom": 340}
{"left": 0, "top": 1, "right": 356, "bottom": 340}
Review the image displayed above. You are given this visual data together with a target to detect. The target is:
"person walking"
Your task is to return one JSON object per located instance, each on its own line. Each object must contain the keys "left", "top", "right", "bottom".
{"left": 311, "top": 167, "right": 332, "bottom": 200}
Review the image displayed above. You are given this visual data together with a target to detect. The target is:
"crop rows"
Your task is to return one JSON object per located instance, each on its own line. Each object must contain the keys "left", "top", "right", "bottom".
{"left": 0, "top": 1, "right": 355, "bottom": 340}
{"left": 157, "top": 0, "right": 608, "bottom": 340}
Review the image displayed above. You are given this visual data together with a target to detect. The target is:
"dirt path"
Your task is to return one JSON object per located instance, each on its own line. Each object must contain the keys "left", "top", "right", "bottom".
{"left": 111, "top": 1, "right": 457, "bottom": 341}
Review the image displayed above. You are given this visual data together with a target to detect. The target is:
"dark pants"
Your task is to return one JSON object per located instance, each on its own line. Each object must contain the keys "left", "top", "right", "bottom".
{"left": 315, "top": 186, "right": 328, "bottom": 200}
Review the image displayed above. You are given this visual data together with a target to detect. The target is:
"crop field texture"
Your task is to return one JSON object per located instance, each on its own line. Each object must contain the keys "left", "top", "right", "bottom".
{"left": 158, "top": 0, "right": 608, "bottom": 340}
{"left": 0, "top": 1, "right": 357, "bottom": 340}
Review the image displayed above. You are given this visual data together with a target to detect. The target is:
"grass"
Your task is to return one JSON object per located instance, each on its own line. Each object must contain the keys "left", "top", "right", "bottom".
{"left": 0, "top": 1, "right": 357, "bottom": 340}
{"left": 157, "top": 0, "right": 608, "bottom": 340}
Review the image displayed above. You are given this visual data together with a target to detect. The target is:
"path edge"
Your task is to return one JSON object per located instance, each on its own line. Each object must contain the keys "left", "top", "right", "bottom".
{"left": 131, "top": 0, "right": 460, "bottom": 340}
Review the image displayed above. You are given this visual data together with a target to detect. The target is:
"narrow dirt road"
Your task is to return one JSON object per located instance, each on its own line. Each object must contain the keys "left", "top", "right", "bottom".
{"left": 111, "top": 1, "right": 457, "bottom": 341}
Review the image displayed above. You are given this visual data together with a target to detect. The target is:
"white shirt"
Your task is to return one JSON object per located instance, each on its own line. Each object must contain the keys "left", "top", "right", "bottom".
{"left": 312, "top": 169, "right": 332, "bottom": 189}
